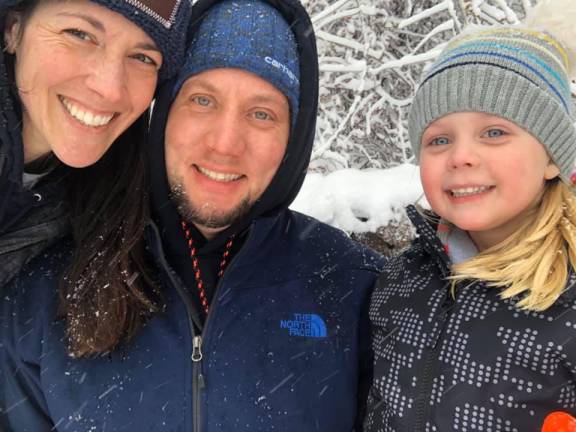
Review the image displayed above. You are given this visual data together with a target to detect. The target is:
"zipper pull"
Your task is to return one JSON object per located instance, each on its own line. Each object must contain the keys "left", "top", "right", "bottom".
{"left": 192, "top": 335, "right": 203, "bottom": 362}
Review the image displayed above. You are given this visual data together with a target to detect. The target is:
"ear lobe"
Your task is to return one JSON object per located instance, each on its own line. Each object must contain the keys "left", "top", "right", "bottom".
{"left": 544, "top": 161, "right": 560, "bottom": 180}
{"left": 4, "top": 12, "right": 22, "bottom": 54}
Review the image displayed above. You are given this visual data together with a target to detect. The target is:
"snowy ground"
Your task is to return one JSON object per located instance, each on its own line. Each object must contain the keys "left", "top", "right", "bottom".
{"left": 291, "top": 163, "right": 429, "bottom": 233}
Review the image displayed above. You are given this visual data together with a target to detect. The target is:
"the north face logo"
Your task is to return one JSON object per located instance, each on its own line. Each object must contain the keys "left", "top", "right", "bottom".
{"left": 280, "top": 314, "right": 327, "bottom": 338}
{"left": 126, "top": 0, "right": 182, "bottom": 28}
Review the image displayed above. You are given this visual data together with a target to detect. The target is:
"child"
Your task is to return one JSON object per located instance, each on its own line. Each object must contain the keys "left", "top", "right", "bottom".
{"left": 364, "top": 1, "right": 576, "bottom": 431}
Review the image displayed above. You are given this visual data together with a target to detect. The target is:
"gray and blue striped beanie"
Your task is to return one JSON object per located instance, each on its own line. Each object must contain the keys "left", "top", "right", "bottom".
{"left": 90, "top": 0, "right": 192, "bottom": 80}
{"left": 172, "top": 0, "right": 300, "bottom": 125}
{"left": 409, "top": 27, "right": 576, "bottom": 180}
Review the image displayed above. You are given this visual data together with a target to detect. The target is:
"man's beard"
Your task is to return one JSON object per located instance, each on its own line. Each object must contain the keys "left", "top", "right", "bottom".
{"left": 169, "top": 181, "right": 252, "bottom": 230}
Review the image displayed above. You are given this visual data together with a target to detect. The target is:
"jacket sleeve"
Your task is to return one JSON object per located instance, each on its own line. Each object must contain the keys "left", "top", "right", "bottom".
{"left": 0, "top": 277, "right": 55, "bottom": 431}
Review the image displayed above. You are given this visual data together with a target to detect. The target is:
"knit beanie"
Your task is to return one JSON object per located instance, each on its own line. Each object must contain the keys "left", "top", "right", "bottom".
{"left": 172, "top": 0, "right": 300, "bottom": 125}
{"left": 409, "top": 27, "right": 576, "bottom": 180}
{"left": 90, "top": 0, "right": 192, "bottom": 80}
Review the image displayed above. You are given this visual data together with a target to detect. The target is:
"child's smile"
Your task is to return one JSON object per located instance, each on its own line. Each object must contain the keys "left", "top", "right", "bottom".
{"left": 447, "top": 185, "right": 495, "bottom": 199}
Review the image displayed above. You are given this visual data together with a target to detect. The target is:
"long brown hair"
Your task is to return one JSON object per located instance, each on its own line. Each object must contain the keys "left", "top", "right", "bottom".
{"left": 59, "top": 115, "right": 163, "bottom": 358}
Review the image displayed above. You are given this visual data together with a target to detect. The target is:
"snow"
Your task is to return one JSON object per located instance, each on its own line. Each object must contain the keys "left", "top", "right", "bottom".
{"left": 294, "top": 0, "right": 545, "bottom": 236}
{"left": 291, "top": 164, "right": 428, "bottom": 233}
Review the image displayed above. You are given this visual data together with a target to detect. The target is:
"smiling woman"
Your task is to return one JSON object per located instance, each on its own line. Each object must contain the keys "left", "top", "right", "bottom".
{"left": 0, "top": 0, "right": 191, "bottom": 349}
{"left": 5, "top": 1, "right": 163, "bottom": 167}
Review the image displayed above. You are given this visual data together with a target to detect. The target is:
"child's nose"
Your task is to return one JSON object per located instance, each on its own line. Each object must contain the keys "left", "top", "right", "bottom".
{"left": 448, "top": 139, "right": 479, "bottom": 169}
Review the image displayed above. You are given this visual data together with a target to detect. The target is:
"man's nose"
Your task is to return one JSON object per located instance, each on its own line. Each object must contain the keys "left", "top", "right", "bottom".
{"left": 207, "top": 111, "right": 247, "bottom": 156}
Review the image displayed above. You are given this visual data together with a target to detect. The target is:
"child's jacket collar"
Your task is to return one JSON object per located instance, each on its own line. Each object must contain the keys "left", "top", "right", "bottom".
{"left": 405, "top": 204, "right": 576, "bottom": 306}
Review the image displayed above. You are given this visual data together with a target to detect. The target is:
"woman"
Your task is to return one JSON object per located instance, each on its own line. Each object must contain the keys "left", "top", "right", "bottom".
{"left": 0, "top": 0, "right": 191, "bottom": 288}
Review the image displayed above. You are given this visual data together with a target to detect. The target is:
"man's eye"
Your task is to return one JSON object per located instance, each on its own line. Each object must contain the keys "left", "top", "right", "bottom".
{"left": 192, "top": 96, "right": 212, "bottom": 107}
{"left": 253, "top": 111, "right": 271, "bottom": 121}
{"left": 63, "top": 28, "right": 92, "bottom": 42}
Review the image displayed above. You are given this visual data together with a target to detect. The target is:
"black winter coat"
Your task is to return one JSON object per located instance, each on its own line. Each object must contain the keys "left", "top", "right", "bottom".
{"left": 364, "top": 206, "right": 576, "bottom": 432}
{"left": 0, "top": 21, "right": 68, "bottom": 288}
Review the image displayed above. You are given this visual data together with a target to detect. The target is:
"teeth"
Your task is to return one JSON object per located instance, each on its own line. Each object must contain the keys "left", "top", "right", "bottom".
{"left": 60, "top": 97, "right": 114, "bottom": 127}
{"left": 197, "top": 166, "right": 242, "bottom": 182}
{"left": 451, "top": 186, "right": 491, "bottom": 197}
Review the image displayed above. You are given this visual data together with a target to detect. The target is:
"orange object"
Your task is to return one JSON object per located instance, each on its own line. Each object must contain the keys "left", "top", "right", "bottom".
{"left": 542, "top": 412, "right": 576, "bottom": 432}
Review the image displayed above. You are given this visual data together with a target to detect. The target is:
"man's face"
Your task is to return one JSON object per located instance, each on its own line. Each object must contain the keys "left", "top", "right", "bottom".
{"left": 165, "top": 68, "right": 290, "bottom": 238}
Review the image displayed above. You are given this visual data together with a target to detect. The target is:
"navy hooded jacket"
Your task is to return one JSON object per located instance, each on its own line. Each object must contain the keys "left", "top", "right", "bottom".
{"left": 1, "top": 0, "right": 385, "bottom": 430}
{"left": 0, "top": 1, "right": 69, "bottom": 288}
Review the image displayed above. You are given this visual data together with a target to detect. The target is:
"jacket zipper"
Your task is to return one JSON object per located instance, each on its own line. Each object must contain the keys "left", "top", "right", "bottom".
{"left": 192, "top": 335, "right": 205, "bottom": 432}
{"left": 145, "top": 224, "right": 205, "bottom": 432}
{"left": 413, "top": 288, "right": 454, "bottom": 431}
{"left": 189, "top": 226, "right": 255, "bottom": 432}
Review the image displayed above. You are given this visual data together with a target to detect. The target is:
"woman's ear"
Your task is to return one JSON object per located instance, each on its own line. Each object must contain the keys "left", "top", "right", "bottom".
{"left": 4, "top": 12, "right": 22, "bottom": 54}
{"left": 544, "top": 160, "right": 560, "bottom": 180}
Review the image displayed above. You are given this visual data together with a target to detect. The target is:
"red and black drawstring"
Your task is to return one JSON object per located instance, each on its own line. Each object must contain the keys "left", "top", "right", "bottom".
{"left": 181, "top": 220, "right": 234, "bottom": 314}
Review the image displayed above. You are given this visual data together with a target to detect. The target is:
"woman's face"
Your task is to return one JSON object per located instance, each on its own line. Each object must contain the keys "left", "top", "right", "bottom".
{"left": 5, "top": 0, "right": 162, "bottom": 167}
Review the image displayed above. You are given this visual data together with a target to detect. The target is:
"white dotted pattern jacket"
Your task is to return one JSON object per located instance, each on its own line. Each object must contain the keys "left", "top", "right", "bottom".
{"left": 364, "top": 206, "right": 576, "bottom": 432}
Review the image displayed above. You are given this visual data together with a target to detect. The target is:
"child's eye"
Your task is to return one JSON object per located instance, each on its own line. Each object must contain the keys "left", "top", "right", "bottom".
{"left": 429, "top": 137, "right": 450, "bottom": 146}
{"left": 63, "top": 28, "right": 92, "bottom": 42}
{"left": 484, "top": 128, "right": 506, "bottom": 138}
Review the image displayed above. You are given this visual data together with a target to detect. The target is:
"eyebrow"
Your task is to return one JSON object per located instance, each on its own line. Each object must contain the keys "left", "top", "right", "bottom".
{"left": 56, "top": 12, "right": 161, "bottom": 53}
{"left": 57, "top": 12, "right": 105, "bottom": 31}
{"left": 184, "top": 78, "right": 288, "bottom": 106}
{"left": 184, "top": 78, "right": 220, "bottom": 93}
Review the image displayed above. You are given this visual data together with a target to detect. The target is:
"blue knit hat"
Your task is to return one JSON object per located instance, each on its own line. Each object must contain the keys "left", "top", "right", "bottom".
{"left": 173, "top": 0, "right": 300, "bottom": 124}
{"left": 90, "top": 0, "right": 192, "bottom": 80}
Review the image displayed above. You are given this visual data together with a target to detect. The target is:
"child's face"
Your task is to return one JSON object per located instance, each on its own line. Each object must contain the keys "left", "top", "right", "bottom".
{"left": 419, "top": 112, "right": 560, "bottom": 251}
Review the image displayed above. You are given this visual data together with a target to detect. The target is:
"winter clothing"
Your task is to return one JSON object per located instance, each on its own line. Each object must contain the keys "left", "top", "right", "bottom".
{"left": 409, "top": 27, "right": 576, "bottom": 180}
{"left": 364, "top": 205, "right": 576, "bottom": 432}
{"left": 0, "top": 38, "right": 69, "bottom": 288}
{"left": 0, "top": 1, "right": 386, "bottom": 431}
{"left": 1, "top": 210, "right": 383, "bottom": 432}
{"left": 173, "top": 0, "right": 300, "bottom": 125}
{"left": 90, "top": 0, "right": 192, "bottom": 79}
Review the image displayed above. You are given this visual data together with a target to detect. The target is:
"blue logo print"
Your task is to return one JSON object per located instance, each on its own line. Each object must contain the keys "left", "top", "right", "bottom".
{"left": 280, "top": 313, "right": 327, "bottom": 338}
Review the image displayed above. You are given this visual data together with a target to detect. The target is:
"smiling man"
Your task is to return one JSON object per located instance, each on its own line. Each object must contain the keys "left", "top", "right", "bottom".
{"left": 145, "top": 0, "right": 385, "bottom": 430}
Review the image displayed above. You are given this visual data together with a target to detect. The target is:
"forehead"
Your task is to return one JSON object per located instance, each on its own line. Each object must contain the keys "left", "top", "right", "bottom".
{"left": 427, "top": 112, "right": 514, "bottom": 129}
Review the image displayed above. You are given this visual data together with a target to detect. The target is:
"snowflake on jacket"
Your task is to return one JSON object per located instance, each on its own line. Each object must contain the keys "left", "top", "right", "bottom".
{"left": 365, "top": 205, "right": 576, "bottom": 432}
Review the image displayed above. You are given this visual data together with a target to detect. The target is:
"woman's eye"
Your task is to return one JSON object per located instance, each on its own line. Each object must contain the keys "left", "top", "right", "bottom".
{"left": 131, "top": 53, "right": 158, "bottom": 67}
{"left": 253, "top": 111, "right": 271, "bottom": 121}
{"left": 485, "top": 128, "right": 506, "bottom": 138}
{"left": 63, "top": 28, "right": 92, "bottom": 42}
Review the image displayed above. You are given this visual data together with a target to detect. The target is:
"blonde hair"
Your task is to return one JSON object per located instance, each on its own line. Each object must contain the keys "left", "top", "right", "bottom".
{"left": 451, "top": 180, "right": 576, "bottom": 311}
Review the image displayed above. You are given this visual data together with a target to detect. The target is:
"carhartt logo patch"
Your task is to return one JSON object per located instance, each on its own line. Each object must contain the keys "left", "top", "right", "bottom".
{"left": 126, "top": 0, "right": 182, "bottom": 28}
{"left": 280, "top": 314, "right": 327, "bottom": 338}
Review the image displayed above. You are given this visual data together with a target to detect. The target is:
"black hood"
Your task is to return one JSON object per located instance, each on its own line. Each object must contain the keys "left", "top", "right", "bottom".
{"left": 0, "top": 0, "right": 35, "bottom": 230}
{"left": 148, "top": 0, "right": 319, "bottom": 250}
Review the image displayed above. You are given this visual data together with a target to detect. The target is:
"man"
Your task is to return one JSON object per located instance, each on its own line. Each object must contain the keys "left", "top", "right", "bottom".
{"left": 1, "top": 0, "right": 384, "bottom": 430}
